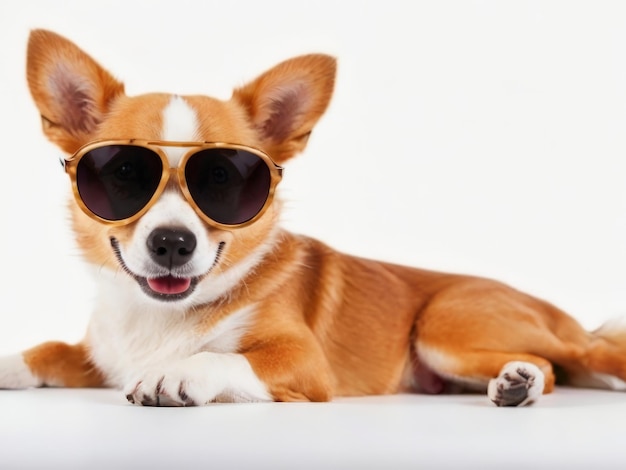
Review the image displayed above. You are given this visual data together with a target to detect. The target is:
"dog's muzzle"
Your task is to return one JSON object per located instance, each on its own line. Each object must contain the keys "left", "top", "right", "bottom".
{"left": 109, "top": 233, "right": 226, "bottom": 302}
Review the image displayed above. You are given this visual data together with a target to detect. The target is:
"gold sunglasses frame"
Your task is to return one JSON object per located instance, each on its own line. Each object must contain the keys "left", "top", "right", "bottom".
{"left": 63, "top": 139, "right": 284, "bottom": 230}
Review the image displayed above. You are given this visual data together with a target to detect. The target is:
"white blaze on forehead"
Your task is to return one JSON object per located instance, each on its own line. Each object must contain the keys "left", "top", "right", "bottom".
{"left": 161, "top": 95, "right": 200, "bottom": 166}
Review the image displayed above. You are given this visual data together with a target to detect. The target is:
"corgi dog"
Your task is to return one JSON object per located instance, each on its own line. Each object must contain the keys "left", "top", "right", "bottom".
{"left": 1, "top": 28, "right": 625, "bottom": 407}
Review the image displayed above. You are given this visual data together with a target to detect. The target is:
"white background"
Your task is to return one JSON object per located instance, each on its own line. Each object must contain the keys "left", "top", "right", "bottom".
{"left": 1, "top": 1, "right": 625, "bottom": 352}
{"left": 1, "top": 2, "right": 626, "bottom": 468}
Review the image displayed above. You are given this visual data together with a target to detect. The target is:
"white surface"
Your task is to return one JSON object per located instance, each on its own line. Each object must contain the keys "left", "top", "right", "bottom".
{"left": 0, "top": 387, "right": 625, "bottom": 469}
{"left": 1, "top": 1, "right": 626, "bottom": 469}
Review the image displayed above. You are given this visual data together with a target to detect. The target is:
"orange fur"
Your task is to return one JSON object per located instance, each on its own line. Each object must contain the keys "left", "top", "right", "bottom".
{"left": 12, "top": 29, "right": 626, "bottom": 406}
{"left": 23, "top": 342, "right": 104, "bottom": 388}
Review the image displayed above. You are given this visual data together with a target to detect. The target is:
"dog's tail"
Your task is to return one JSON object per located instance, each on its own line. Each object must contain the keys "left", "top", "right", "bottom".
{"left": 566, "top": 318, "right": 626, "bottom": 390}
{"left": 593, "top": 317, "right": 626, "bottom": 343}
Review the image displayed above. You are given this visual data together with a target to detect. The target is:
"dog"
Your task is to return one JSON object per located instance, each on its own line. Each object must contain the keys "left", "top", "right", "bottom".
{"left": 0, "top": 28, "right": 625, "bottom": 407}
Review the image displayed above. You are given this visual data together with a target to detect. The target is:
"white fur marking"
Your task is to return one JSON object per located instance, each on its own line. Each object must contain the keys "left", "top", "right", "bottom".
{"left": 161, "top": 95, "right": 200, "bottom": 166}
{"left": 202, "top": 305, "right": 257, "bottom": 353}
{"left": 586, "top": 372, "right": 626, "bottom": 391}
{"left": 0, "top": 354, "right": 41, "bottom": 389}
{"left": 87, "top": 302, "right": 258, "bottom": 388}
{"left": 415, "top": 343, "right": 487, "bottom": 390}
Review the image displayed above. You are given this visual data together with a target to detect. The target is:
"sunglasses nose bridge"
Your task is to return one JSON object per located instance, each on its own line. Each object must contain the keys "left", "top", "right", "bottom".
{"left": 163, "top": 166, "right": 193, "bottom": 205}
{"left": 164, "top": 166, "right": 180, "bottom": 189}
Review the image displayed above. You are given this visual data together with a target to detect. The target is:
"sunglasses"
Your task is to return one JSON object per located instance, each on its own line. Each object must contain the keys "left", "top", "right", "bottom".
{"left": 62, "top": 139, "right": 283, "bottom": 229}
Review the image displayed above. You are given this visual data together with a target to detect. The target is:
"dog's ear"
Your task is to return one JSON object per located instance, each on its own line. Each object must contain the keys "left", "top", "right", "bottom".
{"left": 26, "top": 29, "right": 125, "bottom": 154}
{"left": 232, "top": 54, "right": 336, "bottom": 163}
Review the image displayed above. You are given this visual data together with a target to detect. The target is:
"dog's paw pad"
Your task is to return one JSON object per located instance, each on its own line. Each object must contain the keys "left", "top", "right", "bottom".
{"left": 488, "top": 361, "right": 544, "bottom": 407}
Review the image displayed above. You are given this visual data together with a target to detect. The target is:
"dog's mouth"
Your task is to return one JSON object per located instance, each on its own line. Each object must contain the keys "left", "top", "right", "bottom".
{"left": 146, "top": 276, "right": 193, "bottom": 295}
{"left": 109, "top": 238, "right": 224, "bottom": 302}
{"left": 135, "top": 275, "right": 199, "bottom": 301}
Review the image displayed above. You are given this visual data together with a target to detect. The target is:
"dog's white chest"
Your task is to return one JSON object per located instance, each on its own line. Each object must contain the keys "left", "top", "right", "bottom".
{"left": 86, "top": 292, "right": 255, "bottom": 388}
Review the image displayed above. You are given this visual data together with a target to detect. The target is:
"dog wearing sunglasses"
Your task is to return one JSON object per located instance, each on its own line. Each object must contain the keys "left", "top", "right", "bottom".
{"left": 1, "top": 29, "right": 625, "bottom": 407}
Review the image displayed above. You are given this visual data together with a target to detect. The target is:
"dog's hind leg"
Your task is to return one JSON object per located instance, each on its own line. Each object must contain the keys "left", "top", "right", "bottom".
{"left": 415, "top": 345, "right": 555, "bottom": 406}
{"left": 0, "top": 341, "right": 104, "bottom": 389}
{"left": 410, "top": 277, "right": 594, "bottom": 406}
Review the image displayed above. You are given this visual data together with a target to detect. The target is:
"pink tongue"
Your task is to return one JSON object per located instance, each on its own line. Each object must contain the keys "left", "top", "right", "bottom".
{"left": 147, "top": 276, "right": 191, "bottom": 295}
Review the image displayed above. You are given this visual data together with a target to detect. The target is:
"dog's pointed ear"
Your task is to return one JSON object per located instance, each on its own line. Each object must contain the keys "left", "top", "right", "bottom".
{"left": 232, "top": 54, "right": 336, "bottom": 163}
{"left": 26, "top": 29, "right": 125, "bottom": 154}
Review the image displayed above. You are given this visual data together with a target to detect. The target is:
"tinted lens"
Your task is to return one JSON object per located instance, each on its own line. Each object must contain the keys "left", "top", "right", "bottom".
{"left": 184, "top": 148, "right": 271, "bottom": 225}
{"left": 75, "top": 145, "right": 163, "bottom": 220}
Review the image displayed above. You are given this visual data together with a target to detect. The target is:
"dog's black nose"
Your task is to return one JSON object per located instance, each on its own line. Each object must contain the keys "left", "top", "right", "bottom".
{"left": 147, "top": 227, "right": 197, "bottom": 269}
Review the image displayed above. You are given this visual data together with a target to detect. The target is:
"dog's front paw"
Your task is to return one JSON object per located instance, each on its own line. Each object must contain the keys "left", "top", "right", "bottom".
{"left": 123, "top": 352, "right": 271, "bottom": 406}
{"left": 487, "top": 361, "right": 544, "bottom": 407}
{"left": 124, "top": 366, "right": 216, "bottom": 407}
{"left": 124, "top": 359, "right": 217, "bottom": 407}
